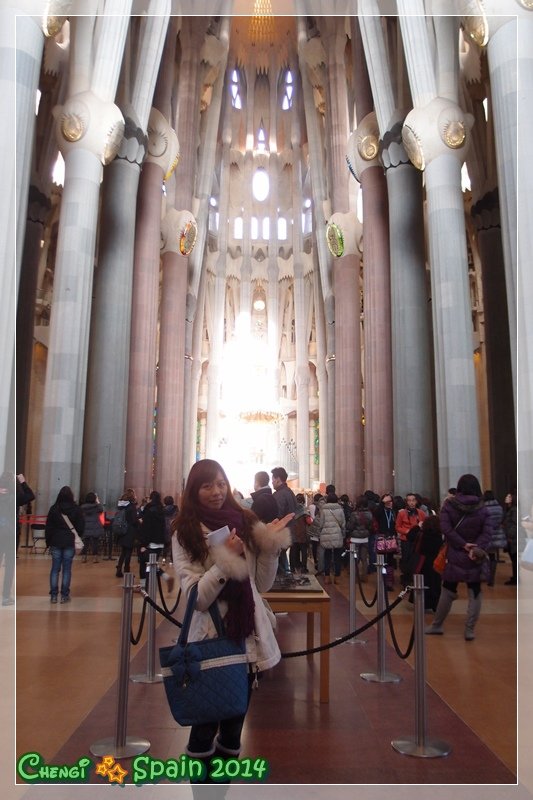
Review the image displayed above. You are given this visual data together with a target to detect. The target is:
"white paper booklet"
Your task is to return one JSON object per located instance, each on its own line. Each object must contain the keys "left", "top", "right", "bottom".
{"left": 206, "top": 525, "right": 232, "bottom": 546}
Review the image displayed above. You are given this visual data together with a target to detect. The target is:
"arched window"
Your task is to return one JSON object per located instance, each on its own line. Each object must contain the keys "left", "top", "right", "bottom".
{"left": 278, "top": 217, "right": 287, "bottom": 240}
{"left": 262, "top": 218, "right": 270, "bottom": 239}
{"left": 251, "top": 216, "right": 258, "bottom": 240}
{"left": 234, "top": 216, "right": 243, "bottom": 239}
{"left": 257, "top": 123, "right": 267, "bottom": 152}
{"left": 282, "top": 69, "right": 294, "bottom": 111}
{"left": 231, "top": 68, "right": 242, "bottom": 109}
{"left": 252, "top": 168, "right": 269, "bottom": 201}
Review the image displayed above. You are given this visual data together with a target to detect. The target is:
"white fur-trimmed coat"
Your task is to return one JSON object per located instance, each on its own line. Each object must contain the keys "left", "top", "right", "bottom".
{"left": 172, "top": 521, "right": 291, "bottom": 672}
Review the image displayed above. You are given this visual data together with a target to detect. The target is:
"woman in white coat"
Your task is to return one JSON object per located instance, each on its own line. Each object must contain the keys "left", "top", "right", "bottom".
{"left": 172, "top": 458, "right": 292, "bottom": 785}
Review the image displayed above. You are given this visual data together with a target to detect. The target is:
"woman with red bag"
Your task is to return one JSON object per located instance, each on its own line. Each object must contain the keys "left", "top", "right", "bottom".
{"left": 372, "top": 493, "right": 398, "bottom": 590}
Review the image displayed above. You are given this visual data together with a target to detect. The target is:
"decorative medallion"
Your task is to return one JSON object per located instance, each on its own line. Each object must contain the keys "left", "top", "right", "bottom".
{"left": 326, "top": 222, "right": 344, "bottom": 258}
{"left": 60, "top": 107, "right": 88, "bottom": 142}
{"left": 43, "top": 16, "right": 66, "bottom": 37}
{"left": 517, "top": 0, "right": 533, "bottom": 8}
{"left": 357, "top": 133, "right": 379, "bottom": 161}
{"left": 179, "top": 220, "right": 198, "bottom": 256}
{"left": 461, "top": 1, "right": 489, "bottom": 47}
{"left": 442, "top": 119, "right": 467, "bottom": 149}
{"left": 401, "top": 124, "right": 425, "bottom": 171}
{"left": 164, "top": 152, "right": 181, "bottom": 182}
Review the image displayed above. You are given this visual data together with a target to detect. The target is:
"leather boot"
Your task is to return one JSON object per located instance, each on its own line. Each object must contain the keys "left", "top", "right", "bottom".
{"left": 464, "top": 588, "right": 482, "bottom": 640}
{"left": 425, "top": 587, "right": 457, "bottom": 634}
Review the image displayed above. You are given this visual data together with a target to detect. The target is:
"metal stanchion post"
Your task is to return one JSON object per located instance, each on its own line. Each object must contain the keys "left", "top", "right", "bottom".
{"left": 360, "top": 554, "right": 401, "bottom": 683}
{"left": 392, "top": 573, "right": 451, "bottom": 757}
{"left": 90, "top": 572, "right": 150, "bottom": 757}
{"left": 131, "top": 552, "right": 163, "bottom": 683}
{"left": 346, "top": 539, "right": 366, "bottom": 645}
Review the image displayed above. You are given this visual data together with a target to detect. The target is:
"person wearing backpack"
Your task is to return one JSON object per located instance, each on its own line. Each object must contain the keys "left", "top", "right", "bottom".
{"left": 115, "top": 488, "right": 139, "bottom": 578}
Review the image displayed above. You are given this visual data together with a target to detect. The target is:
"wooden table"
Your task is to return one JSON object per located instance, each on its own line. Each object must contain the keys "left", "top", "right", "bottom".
{"left": 262, "top": 583, "right": 330, "bottom": 703}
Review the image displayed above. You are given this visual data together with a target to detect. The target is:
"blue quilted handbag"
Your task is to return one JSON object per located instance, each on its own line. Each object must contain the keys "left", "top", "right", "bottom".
{"left": 159, "top": 583, "right": 250, "bottom": 726}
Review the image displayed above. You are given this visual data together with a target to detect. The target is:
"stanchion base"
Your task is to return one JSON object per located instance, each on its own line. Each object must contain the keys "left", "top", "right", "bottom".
{"left": 90, "top": 736, "right": 151, "bottom": 758}
{"left": 391, "top": 738, "right": 452, "bottom": 758}
{"left": 360, "top": 671, "right": 402, "bottom": 683}
{"left": 130, "top": 673, "right": 163, "bottom": 683}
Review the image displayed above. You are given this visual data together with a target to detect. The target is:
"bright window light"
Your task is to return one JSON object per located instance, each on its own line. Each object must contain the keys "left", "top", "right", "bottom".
{"left": 262, "top": 218, "right": 270, "bottom": 239}
{"left": 251, "top": 216, "right": 258, "bottom": 239}
{"left": 234, "top": 217, "right": 243, "bottom": 239}
{"left": 52, "top": 152, "right": 65, "bottom": 186}
{"left": 35, "top": 89, "right": 41, "bottom": 115}
{"left": 278, "top": 217, "right": 287, "bottom": 239}
{"left": 461, "top": 163, "right": 471, "bottom": 192}
{"left": 252, "top": 168, "right": 269, "bottom": 201}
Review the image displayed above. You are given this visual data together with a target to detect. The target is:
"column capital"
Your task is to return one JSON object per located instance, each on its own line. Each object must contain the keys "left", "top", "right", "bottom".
{"left": 161, "top": 209, "right": 198, "bottom": 257}
{"left": 53, "top": 90, "right": 124, "bottom": 165}
{"left": 347, "top": 112, "right": 380, "bottom": 180}
{"left": 459, "top": 1, "right": 528, "bottom": 48}
{"left": 402, "top": 96, "right": 474, "bottom": 171}
{"left": 145, "top": 107, "right": 180, "bottom": 180}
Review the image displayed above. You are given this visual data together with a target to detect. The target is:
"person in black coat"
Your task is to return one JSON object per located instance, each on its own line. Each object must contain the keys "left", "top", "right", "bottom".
{"left": 405, "top": 516, "right": 443, "bottom": 611}
{"left": 45, "top": 485, "right": 85, "bottom": 603}
{"left": 138, "top": 490, "right": 166, "bottom": 586}
{"left": 115, "top": 488, "right": 139, "bottom": 578}
{"left": 250, "top": 471, "right": 279, "bottom": 524}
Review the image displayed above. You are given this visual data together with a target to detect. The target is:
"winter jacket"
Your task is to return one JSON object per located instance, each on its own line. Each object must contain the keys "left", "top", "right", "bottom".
{"left": 346, "top": 509, "right": 373, "bottom": 539}
{"left": 483, "top": 499, "right": 506, "bottom": 551}
{"left": 172, "top": 521, "right": 291, "bottom": 672}
{"left": 163, "top": 503, "right": 179, "bottom": 543}
{"left": 80, "top": 501, "right": 104, "bottom": 538}
{"left": 293, "top": 503, "right": 310, "bottom": 544}
{"left": 251, "top": 486, "right": 279, "bottom": 524}
{"left": 440, "top": 494, "right": 492, "bottom": 583}
{"left": 45, "top": 500, "right": 85, "bottom": 549}
{"left": 273, "top": 483, "right": 299, "bottom": 542}
{"left": 395, "top": 507, "right": 426, "bottom": 541}
{"left": 316, "top": 502, "right": 345, "bottom": 549}
{"left": 373, "top": 504, "right": 396, "bottom": 535}
{"left": 139, "top": 500, "right": 166, "bottom": 547}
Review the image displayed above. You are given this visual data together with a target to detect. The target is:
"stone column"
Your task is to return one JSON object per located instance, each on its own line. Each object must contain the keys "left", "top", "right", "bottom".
{"left": 125, "top": 108, "right": 178, "bottom": 500}
{"left": 16, "top": 184, "right": 51, "bottom": 471}
{"left": 399, "top": 7, "right": 480, "bottom": 497}
{"left": 155, "top": 210, "right": 190, "bottom": 499}
{"left": 37, "top": 10, "right": 129, "bottom": 511}
{"left": 471, "top": 190, "right": 515, "bottom": 500}
{"left": 359, "top": 9, "right": 435, "bottom": 498}
{"left": 323, "top": 17, "right": 362, "bottom": 494}
{"left": 297, "top": 18, "right": 335, "bottom": 482}
{"left": 82, "top": 10, "right": 169, "bottom": 506}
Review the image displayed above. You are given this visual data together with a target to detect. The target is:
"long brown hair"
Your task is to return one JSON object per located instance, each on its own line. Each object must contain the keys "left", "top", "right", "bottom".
{"left": 175, "top": 459, "right": 259, "bottom": 563}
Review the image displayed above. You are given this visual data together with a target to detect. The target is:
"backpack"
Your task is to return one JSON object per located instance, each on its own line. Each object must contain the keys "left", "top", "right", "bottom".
{"left": 111, "top": 507, "right": 128, "bottom": 538}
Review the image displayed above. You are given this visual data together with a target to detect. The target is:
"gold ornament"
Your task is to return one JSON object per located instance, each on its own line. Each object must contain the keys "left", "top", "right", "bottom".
{"left": 326, "top": 222, "right": 344, "bottom": 258}
{"left": 401, "top": 124, "right": 425, "bottom": 171}
{"left": 179, "top": 220, "right": 198, "bottom": 256}
{"left": 517, "top": 0, "right": 533, "bottom": 8}
{"left": 164, "top": 152, "right": 180, "bottom": 182}
{"left": 443, "top": 119, "right": 467, "bottom": 149}
{"left": 61, "top": 112, "right": 86, "bottom": 142}
{"left": 43, "top": 16, "right": 66, "bottom": 37}
{"left": 357, "top": 134, "right": 378, "bottom": 161}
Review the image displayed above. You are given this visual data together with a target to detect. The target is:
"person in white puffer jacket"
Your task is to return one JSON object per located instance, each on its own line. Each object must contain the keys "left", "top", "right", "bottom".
{"left": 315, "top": 492, "right": 346, "bottom": 584}
{"left": 171, "top": 458, "right": 293, "bottom": 787}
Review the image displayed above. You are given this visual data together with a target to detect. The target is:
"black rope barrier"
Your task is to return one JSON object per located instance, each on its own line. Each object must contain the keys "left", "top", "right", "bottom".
{"left": 383, "top": 580, "right": 415, "bottom": 659}
{"left": 355, "top": 559, "right": 378, "bottom": 608}
{"left": 140, "top": 583, "right": 410, "bottom": 659}
{"left": 130, "top": 594, "right": 148, "bottom": 645}
{"left": 156, "top": 571, "right": 182, "bottom": 616}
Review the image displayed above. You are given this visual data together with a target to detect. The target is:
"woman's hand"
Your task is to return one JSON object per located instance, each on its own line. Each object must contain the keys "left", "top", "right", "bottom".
{"left": 266, "top": 513, "right": 295, "bottom": 534}
{"left": 225, "top": 529, "right": 244, "bottom": 556}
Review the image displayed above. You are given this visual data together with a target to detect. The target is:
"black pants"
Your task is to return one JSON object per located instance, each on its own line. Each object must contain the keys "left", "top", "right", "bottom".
{"left": 186, "top": 673, "right": 255, "bottom": 783}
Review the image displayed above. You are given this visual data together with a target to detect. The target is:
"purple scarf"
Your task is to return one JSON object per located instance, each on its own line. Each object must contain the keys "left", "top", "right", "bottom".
{"left": 198, "top": 503, "right": 255, "bottom": 644}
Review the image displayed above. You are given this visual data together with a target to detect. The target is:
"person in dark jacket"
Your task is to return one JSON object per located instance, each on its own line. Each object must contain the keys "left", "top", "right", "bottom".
{"left": 45, "top": 485, "right": 85, "bottom": 603}
{"left": 138, "top": 490, "right": 166, "bottom": 586}
{"left": 16, "top": 473, "right": 35, "bottom": 552}
{"left": 426, "top": 473, "right": 492, "bottom": 640}
{"left": 162, "top": 495, "right": 179, "bottom": 564}
{"left": 250, "top": 471, "right": 279, "bottom": 524}
{"left": 373, "top": 493, "right": 397, "bottom": 589}
{"left": 483, "top": 489, "right": 506, "bottom": 586}
{"left": 115, "top": 488, "right": 139, "bottom": 578}
{"left": 502, "top": 490, "right": 517, "bottom": 585}
{"left": 405, "top": 516, "right": 443, "bottom": 611}
{"left": 80, "top": 491, "right": 104, "bottom": 562}
{"left": 271, "top": 467, "right": 298, "bottom": 575}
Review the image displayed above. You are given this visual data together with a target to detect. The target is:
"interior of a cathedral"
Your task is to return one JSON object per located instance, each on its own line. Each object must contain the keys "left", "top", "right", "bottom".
{"left": 6, "top": 2, "right": 533, "bottom": 797}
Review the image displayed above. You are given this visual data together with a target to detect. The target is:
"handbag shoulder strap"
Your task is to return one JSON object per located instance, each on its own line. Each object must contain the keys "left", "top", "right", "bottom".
{"left": 178, "top": 582, "right": 226, "bottom": 646}
{"left": 61, "top": 513, "right": 78, "bottom": 535}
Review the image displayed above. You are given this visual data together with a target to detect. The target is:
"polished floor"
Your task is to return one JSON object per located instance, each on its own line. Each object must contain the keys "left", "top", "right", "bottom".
{"left": 12, "top": 544, "right": 524, "bottom": 794}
